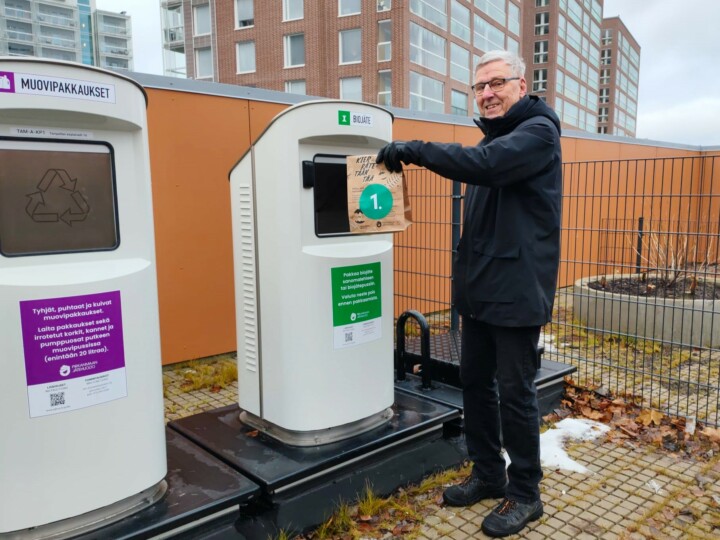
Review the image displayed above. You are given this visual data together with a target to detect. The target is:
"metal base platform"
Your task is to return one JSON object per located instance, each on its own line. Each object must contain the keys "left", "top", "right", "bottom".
{"left": 72, "top": 428, "right": 260, "bottom": 540}
{"left": 168, "top": 391, "right": 466, "bottom": 537}
{"left": 394, "top": 358, "right": 573, "bottom": 418}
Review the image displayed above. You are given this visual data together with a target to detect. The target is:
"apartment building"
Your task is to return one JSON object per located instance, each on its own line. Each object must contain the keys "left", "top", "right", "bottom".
{"left": 598, "top": 17, "right": 639, "bottom": 136}
{"left": 0, "top": 0, "right": 133, "bottom": 71}
{"left": 161, "top": 0, "right": 639, "bottom": 136}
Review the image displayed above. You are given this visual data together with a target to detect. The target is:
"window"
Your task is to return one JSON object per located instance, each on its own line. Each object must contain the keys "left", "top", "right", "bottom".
{"left": 532, "top": 68, "right": 547, "bottom": 92}
{"left": 0, "top": 140, "right": 117, "bottom": 256}
{"left": 562, "top": 100, "right": 579, "bottom": 127}
{"left": 534, "top": 40, "right": 548, "bottom": 63}
{"left": 410, "top": 22, "right": 446, "bottom": 75}
{"left": 598, "top": 106, "right": 608, "bottom": 122}
{"left": 284, "top": 33, "right": 305, "bottom": 67}
{"left": 450, "top": 1, "right": 470, "bottom": 43}
{"left": 450, "top": 43, "right": 470, "bottom": 83}
{"left": 535, "top": 12, "right": 549, "bottom": 35}
{"left": 339, "top": 0, "right": 361, "bottom": 16}
{"left": 236, "top": 41, "right": 255, "bottom": 73}
{"left": 451, "top": 89, "right": 468, "bottom": 116}
{"left": 597, "top": 126, "right": 607, "bottom": 134}
{"left": 377, "top": 20, "right": 391, "bottom": 61}
{"left": 409, "top": 70, "right": 444, "bottom": 113}
{"left": 535, "top": 0, "right": 549, "bottom": 6}
{"left": 506, "top": 36, "right": 518, "bottom": 54}
{"left": 601, "top": 28, "right": 612, "bottom": 45}
{"left": 599, "top": 87, "right": 609, "bottom": 104}
{"left": 474, "top": 15, "right": 504, "bottom": 52}
{"left": 340, "top": 77, "right": 362, "bottom": 100}
{"left": 195, "top": 47, "right": 213, "bottom": 78}
{"left": 283, "top": 0, "right": 303, "bottom": 21}
{"left": 193, "top": 4, "right": 210, "bottom": 36}
{"left": 410, "top": 0, "right": 447, "bottom": 30}
{"left": 285, "top": 79, "right": 306, "bottom": 94}
{"left": 508, "top": 2, "right": 519, "bottom": 35}
{"left": 475, "top": 0, "right": 506, "bottom": 26}
{"left": 340, "top": 28, "right": 361, "bottom": 64}
{"left": 601, "top": 49, "right": 611, "bottom": 65}
{"left": 235, "top": 0, "right": 253, "bottom": 28}
{"left": 378, "top": 70, "right": 391, "bottom": 105}
{"left": 377, "top": 0, "right": 391, "bottom": 11}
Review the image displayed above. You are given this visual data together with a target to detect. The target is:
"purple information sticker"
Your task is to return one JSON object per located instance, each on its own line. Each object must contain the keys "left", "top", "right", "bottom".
{"left": 20, "top": 291, "right": 127, "bottom": 417}
{"left": 0, "top": 71, "right": 15, "bottom": 93}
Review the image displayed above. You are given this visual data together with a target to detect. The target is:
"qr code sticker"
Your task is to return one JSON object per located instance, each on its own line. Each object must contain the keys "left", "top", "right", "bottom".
{"left": 50, "top": 392, "right": 65, "bottom": 407}
{"left": 345, "top": 331, "right": 354, "bottom": 343}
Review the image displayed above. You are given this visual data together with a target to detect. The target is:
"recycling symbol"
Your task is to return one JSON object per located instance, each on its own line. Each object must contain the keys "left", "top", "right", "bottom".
{"left": 25, "top": 169, "right": 90, "bottom": 226}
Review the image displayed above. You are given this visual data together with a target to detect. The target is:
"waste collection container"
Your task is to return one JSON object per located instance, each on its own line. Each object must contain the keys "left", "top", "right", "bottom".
{"left": 229, "top": 101, "right": 396, "bottom": 445}
{"left": 0, "top": 58, "right": 166, "bottom": 534}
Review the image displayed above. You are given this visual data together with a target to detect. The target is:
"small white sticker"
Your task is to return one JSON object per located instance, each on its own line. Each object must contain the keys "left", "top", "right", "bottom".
{"left": 10, "top": 126, "right": 94, "bottom": 140}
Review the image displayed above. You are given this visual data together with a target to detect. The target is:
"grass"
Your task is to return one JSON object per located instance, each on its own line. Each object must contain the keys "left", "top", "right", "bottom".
{"left": 295, "top": 465, "right": 471, "bottom": 540}
{"left": 175, "top": 353, "right": 238, "bottom": 392}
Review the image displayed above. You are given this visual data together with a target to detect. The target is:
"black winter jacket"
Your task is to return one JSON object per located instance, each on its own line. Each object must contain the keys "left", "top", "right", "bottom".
{"left": 404, "top": 95, "right": 562, "bottom": 326}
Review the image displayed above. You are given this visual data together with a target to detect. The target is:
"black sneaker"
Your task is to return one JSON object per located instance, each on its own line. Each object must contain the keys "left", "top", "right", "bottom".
{"left": 442, "top": 473, "right": 507, "bottom": 506}
{"left": 481, "top": 497, "right": 544, "bottom": 537}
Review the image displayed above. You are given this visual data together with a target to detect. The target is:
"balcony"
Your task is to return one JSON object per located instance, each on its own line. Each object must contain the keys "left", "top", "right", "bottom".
{"left": 164, "top": 26, "right": 184, "bottom": 47}
{"left": 36, "top": 12, "right": 76, "bottom": 28}
{"left": 100, "top": 45, "right": 130, "bottom": 56}
{"left": 38, "top": 34, "right": 76, "bottom": 49}
{"left": 5, "top": 29, "right": 33, "bottom": 42}
{"left": 100, "top": 24, "right": 129, "bottom": 36}
{"left": 4, "top": 6, "right": 32, "bottom": 21}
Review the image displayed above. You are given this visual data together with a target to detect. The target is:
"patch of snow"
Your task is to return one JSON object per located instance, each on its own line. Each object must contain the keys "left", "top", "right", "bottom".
{"left": 502, "top": 418, "right": 609, "bottom": 474}
{"left": 540, "top": 418, "right": 610, "bottom": 473}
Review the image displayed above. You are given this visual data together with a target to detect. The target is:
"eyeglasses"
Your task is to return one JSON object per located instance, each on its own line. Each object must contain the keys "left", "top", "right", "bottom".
{"left": 471, "top": 77, "right": 520, "bottom": 95}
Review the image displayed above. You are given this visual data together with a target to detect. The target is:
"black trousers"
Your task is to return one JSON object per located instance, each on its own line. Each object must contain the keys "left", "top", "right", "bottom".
{"left": 460, "top": 316, "right": 542, "bottom": 503}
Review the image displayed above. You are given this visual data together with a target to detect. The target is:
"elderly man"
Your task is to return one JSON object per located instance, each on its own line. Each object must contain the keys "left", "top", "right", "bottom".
{"left": 376, "top": 50, "right": 562, "bottom": 537}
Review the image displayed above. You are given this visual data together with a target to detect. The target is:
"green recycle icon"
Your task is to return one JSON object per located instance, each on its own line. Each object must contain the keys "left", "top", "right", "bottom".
{"left": 25, "top": 169, "right": 90, "bottom": 226}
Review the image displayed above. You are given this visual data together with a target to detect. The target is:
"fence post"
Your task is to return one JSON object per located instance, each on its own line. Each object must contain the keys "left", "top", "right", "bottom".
{"left": 635, "top": 216, "right": 644, "bottom": 273}
{"left": 450, "top": 181, "right": 462, "bottom": 332}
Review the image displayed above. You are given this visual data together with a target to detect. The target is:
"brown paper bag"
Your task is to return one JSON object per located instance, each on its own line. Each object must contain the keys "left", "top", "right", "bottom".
{"left": 346, "top": 155, "right": 412, "bottom": 234}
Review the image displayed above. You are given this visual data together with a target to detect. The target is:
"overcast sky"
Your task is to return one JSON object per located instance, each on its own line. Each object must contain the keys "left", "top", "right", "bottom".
{"left": 96, "top": 0, "right": 720, "bottom": 147}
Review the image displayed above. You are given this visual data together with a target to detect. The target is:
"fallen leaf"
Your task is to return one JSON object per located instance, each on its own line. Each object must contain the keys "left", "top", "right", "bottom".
{"left": 246, "top": 430, "right": 259, "bottom": 438}
{"left": 701, "top": 426, "right": 720, "bottom": 443}
{"left": 581, "top": 406, "right": 604, "bottom": 420}
{"left": 637, "top": 409, "right": 664, "bottom": 426}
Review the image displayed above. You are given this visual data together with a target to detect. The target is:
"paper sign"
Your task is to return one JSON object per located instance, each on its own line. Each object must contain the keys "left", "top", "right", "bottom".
{"left": 346, "top": 155, "right": 412, "bottom": 234}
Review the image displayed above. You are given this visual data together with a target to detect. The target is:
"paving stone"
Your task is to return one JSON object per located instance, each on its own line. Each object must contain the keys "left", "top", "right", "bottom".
{"left": 161, "top": 359, "right": 717, "bottom": 540}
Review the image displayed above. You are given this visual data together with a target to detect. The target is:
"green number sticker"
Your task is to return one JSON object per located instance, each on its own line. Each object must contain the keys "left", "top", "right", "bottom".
{"left": 359, "top": 184, "right": 393, "bottom": 220}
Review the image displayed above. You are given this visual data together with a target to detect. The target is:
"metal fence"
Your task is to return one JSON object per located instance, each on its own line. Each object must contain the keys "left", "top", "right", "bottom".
{"left": 395, "top": 154, "right": 720, "bottom": 427}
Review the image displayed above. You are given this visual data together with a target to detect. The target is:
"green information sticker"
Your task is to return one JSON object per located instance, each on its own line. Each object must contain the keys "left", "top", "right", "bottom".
{"left": 338, "top": 110, "right": 351, "bottom": 125}
{"left": 331, "top": 262, "right": 381, "bottom": 327}
{"left": 359, "top": 184, "right": 393, "bottom": 220}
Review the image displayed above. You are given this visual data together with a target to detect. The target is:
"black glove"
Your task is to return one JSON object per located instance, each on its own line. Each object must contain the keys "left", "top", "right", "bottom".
{"left": 376, "top": 141, "right": 417, "bottom": 173}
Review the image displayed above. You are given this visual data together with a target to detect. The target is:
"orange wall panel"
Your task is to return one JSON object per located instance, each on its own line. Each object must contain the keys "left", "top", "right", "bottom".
{"left": 146, "top": 89, "right": 252, "bottom": 364}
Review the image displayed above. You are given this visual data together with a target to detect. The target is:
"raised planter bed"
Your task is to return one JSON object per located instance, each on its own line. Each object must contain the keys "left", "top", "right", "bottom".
{"left": 572, "top": 274, "right": 720, "bottom": 348}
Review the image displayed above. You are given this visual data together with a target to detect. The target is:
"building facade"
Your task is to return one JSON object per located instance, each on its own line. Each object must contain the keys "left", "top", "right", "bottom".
{"left": 598, "top": 16, "right": 639, "bottom": 136}
{"left": 161, "top": 0, "right": 639, "bottom": 136}
{"left": 0, "top": 0, "right": 133, "bottom": 70}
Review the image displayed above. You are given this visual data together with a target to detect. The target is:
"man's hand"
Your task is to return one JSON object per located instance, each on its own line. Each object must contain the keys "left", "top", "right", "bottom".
{"left": 376, "top": 141, "right": 411, "bottom": 173}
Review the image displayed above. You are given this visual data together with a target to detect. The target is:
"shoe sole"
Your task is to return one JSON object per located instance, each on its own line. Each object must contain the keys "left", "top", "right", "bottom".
{"left": 480, "top": 507, "right": 544, "bottom": 537}
{"left": 442, "top": 487, "right": 506, "bottom": 507}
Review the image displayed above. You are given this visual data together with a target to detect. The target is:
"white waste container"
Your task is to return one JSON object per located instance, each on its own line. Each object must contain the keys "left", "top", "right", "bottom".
{"left": 0, "top": 58, "right": 166, "bottom": 534}
{"left": 229, "top": 101, "right": 396, "bottom": 445}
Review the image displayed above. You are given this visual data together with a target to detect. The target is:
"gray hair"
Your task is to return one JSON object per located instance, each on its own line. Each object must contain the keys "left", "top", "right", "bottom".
{"left": 475, "top": 50, "right": 526, "bottom": 78}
